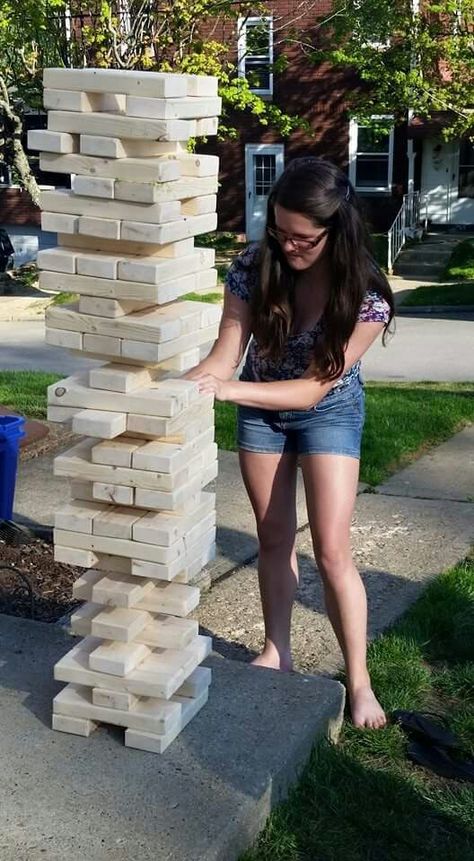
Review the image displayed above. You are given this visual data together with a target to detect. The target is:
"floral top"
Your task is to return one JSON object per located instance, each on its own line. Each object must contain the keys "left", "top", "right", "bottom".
{"left": 226, "top": 244, "right": 391, "bottom": 390}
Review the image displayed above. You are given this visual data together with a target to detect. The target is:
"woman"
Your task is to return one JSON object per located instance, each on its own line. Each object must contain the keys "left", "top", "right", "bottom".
{"left": 186, "top": 157, "right": 394, "bottom": 729}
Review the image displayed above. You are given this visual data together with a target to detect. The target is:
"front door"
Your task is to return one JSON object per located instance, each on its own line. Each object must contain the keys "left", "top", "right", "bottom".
{"left": 245, "top": 144, "right": 284, "bottom": 241}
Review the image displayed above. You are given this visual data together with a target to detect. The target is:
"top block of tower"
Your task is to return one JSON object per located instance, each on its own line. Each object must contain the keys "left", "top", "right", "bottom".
{"left": 43, "top": 69, "right": 218, "bottom": 100}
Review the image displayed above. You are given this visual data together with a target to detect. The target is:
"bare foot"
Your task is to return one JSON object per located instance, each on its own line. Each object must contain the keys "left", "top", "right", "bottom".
{"left": 349, "top": 685, "right": 387, "bottom": 729}
{"left": 251, "top": 645, "right": 293, "bottom": 672}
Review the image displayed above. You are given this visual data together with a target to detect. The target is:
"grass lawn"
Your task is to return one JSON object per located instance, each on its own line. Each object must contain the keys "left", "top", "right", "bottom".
{"left": 443, "top": 239, "right": 474, "bottom": 281}
{"left": 241, "top": 556, "right": 474, "bottom": 861}
{"left": 0, "top": 374, "right": 472, "bottom": 487}
{"left": 400, "top": 281, "right": 474, "bottom": 307}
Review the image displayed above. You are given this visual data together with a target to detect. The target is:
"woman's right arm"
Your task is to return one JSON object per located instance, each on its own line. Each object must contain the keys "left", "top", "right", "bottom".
{"left": 184, "top": 288, "right": 252, "bottom": 382}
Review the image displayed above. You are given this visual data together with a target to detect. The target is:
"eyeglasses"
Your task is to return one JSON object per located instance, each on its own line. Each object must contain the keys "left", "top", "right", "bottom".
{"left": 266, "top": 226, "right": 328, "bottom": 252}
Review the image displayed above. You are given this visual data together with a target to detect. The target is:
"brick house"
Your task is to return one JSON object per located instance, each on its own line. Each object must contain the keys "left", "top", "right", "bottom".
{"left": 1, "top": 1, "right": 472, "bottom": 241}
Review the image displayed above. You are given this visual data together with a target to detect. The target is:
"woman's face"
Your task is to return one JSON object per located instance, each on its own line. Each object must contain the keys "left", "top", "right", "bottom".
{"left": 272, "top": 204, "right": 329, "bottom": 271}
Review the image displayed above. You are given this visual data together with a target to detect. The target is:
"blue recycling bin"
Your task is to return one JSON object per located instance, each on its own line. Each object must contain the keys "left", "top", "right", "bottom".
{"left": 0, "top": 415, "right": 25, "bottom": 520}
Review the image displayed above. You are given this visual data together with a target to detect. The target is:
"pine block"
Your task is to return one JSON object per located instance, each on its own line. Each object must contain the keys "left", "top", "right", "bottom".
{"left": 53, "top": 527, "right": 187, "bottom": 565}
{"left": 44, "top": 89, "right": 126, "bottom": 113}
{"left": 73, "top": 569, "right": 154, "bottom": 608}
{"left": 174, "top": 153, "right": 219, "bottom": 177}
{"left": 41, "top": 212, "right": 79, "bottom": 234}
{"left": 56, "top": 234, "right": 195, "bottom": 258}
{"left": 71, "top": 602, "right": 199, "bottom": 649}
{"left": 121, "top": 322, "right": 219, "bottom": 363}
{"left": 43, "top": 68, "right": 188, "bottom": 99}
{"left": 91, "top": 438, "right": 145, "bottom": 467}
{"left": 132, "top": 492, "right": 215, "bottom": 547}
{"left": 55, "top": 500, "right": 107, "bottom": 534}
{"left": 89, "top": 364, "right": 153, "bottom": 394}
{"left": 53, "top": 682, "right": 181, "bottom": 734}
{"left": 73, "top": 175, "right": 115, "bottom": 199}
{"left": 92, "top": 688, "right": 139, "bottom": 711}
{"left": 114, "top": 176, "right": 218, "bottom": 204}
{"left": 47, "top": 405, "right": 80, "bottom": 423}
{"left": 124, "top": 688, "right": 209, "bottom": 754}
{"left": 92, "top": 483, "right": 135, "bottom": 506}
{"left": 82, "top": 333, "right": 122, "bottom": 357}
{"left": 48, "top": 110, "right": 196, "bottom": 141}
{"left": 121, "top": 212, "right": 217, "bottom": 245}
{"left": 45, "top": 328, "right": 83, "bottom": 350}
{"left": 88, "top": 639, "right": 151, "bottom": 676}
{"left": 125, "top": 96, "right": 221, "bottom": 120}
{"left": 40, "top": 151, "right": 181, "bottom": 184}
{"left": 182, "top": 194, "right": 217, "bottom": 216}
{"left": 78, "top": 216, "right": 121, "bottom": 241}
{"left": 54, "top": 545, "right": 98, "bottom": 567}
{"left": 92, "top": 506, "right": 142, "bottom": 540}
{"left": 78, "top": 296, "right": 153, "bottom": 319}
{"left": 52, "top": 713, "right": 98, "bottom": 737}
{"left": 40, "top": 189, "right": 182, "bottom": 225}
{"left": 37, "top": 247, "right": 77, "bottom": 274}
{"left": 28, "top": 129, "right": 78, "bottom": 154}
{"left": 47, "top": 373, "right": 195, "bottom": 417}
{"left": 72, "top": 409, "right": 127, "bottom": 439}
{"left": 79, "top": 135, "right": 185, "bottom": 159}
{"left": 126, "top": 396, "right": 214, "bottom": 439}
{"left": 90, "top": 606, "right": 152, "bottom": 642}
{"left": 131, "top": 427, "right": 215, "bottom": 474}
{"left": 196, "top": 117, "right": 219, "bottom": 136}
{"left": 178, "top": 666, "right": 212, "bottom": 699}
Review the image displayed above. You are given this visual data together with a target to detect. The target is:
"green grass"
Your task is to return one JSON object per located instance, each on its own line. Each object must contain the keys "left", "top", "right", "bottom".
{"left": 196, "top": 231, "right": 246, "bottom": 253}
{"left": 0, "top": 371, "right": 62, "bottom": 419}
{"left": 241, "top": 557, "right": 474, "bottom": 861}
{"left": 400, "top": 281, "right": 474, "bottom": 307}
{"left": 181, "top": 291, "right": 223, "bottom": 303}
{"left": 1, "top": 376, "right": 472, "bottom": 487}
{"left": 50, "top": 291, "right": 79, "bottom": 305}
{"left": 443, "top": 239, "right": 474, "bottom": 281}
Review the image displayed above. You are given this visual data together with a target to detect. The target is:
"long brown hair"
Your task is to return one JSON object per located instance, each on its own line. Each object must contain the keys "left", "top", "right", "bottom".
{"left": 250, "top": 157, "right": 395, "bottom": 381}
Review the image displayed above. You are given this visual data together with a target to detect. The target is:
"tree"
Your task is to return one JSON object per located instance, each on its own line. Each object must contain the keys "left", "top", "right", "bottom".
{"left": 311, "top": 0, "right": 474, "bottom": 139}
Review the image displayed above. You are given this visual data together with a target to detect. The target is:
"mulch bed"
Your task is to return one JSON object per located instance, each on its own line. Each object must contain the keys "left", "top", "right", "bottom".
{"left": 0, "top": 537, "right": 80, "bottom": 623}
{"left": 0, "top": 414, "right": 81, "bottom": 623}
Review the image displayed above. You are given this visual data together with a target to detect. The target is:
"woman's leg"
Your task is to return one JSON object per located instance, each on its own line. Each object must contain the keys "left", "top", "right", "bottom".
{"left": 300, "top": 453, "right": 386, "bottom": 729}
{"left": 239, "top": 449, "right": 299, "bottom": 671}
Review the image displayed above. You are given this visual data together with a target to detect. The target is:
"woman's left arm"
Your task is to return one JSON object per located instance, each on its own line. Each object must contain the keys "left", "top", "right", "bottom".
{"left": 194, "top": 321, "right": 385, "bottom": 410}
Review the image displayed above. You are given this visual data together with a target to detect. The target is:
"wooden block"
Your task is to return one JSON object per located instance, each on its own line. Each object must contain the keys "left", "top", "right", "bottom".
{"left": 125, "top": 96, "right": 221, "bottom": 120}
{"left": 72, "top": 568, "right": 105, "bottom": 600}
{"left": 91, "top": 606, "right": 151, "bottom": 642}
{"left": 196, "top": 267, "right": 218, "bottom": 291}
{"left": 137, "top": 615, "right": 198, "bottom": 650}
{"left": 121, "top": 212, "right": 218, "bottom": 245}
{"left": 47, "top": 404, "right": 80, "bottom": 423}
{"left": 40, "top": 189, "right": 182, "bottom": 225}
{"left": 124, "top": 688, "right": 208, "bottom": 754}
{"left": 48, "top": 110, "right": 196, "bottom": 141}
{"left": 73, "top": 175, "right": 115, "bottom": 199}
{"left": 89, "top": 364, "right": 153, "bottom": 394}
{"left": 55, "top": 500, "right": 107, "bottom": 534}
{"left": 88, "top": 640, "right": 151, "bottom": 676}
{"left": 72, "top": 409, "right": 127, "bottom": 439}
{"left": 131, "top": 427, "right": 215, "bottom": 475}
{"left": 52, "top": 713, "right": 98, "bottom": 737}
{"left": 186, "top": 75, "right": 218, "bottom": 97}
{"left": 79, "top": 135, "right": 185, "bottom": 159}
{"left": 43, "top": 68, "right": 188, "bottom": 99}
{"left": 48, "top": 372, "right": 193, "bottom": 418}
{"left": 54, "top": 633, "right": 211, "bottom": 699}
{"left": 91, "top": 571, "right": 154, "bottom": 608}
{"left": 83, "top": 333, "right": 122, "bottom": 357}
{"left": 182, "top": 194, "right": 217, "bottom": 216}
{"left": 92, "top": 506, "right": 142, "bottom": 539}
{"left": 86, "top": 552, "right": 133, "bottom": 575}
{"left": 114, "top": 176, "right": 217, "bottom": 205}
{"left": 54, "top": 545, "right": 98, "bottom": 567}
{"left": 41, "top": 212, "right": 79, "bottom": 234}
{"left": 70, "top": 602, "right": 103, "bottom": 636}
{"left": 44, "top": 89, "right": 126, "bottom": 113}
{"left": 40, "top": 269, "right": 210, "bottom": 306}
{"left": 40, "top": 151, "right": 181, "bottom": 184}
{"left": 56, "top": 239, "right": 210, "bottom": 269}
{"left": 78, "top": 216, "right": 121, "bottom": 240}
{"left": 126, "top": 396, "right": 214, "bottom": 438}
{"left": 76, "top": 252, "right": 121, "bottom": 280}
{"left": 37, "top": 247, "right": 77, "bottom": 274}
{"left": 157, "top": 347, "right": 201, "bottom": 374}
{"left": 117, "top": 247, "right": 214, "bottom": 285}
{"left": 79, "top": 296, "right": 152, "bottom": 319}
{"left": 53, "top": 683, "right": 181, "bottom": 734}
{"left": 174, "top": 153, "right": 219, "bottom": 177}
{"left": 91, "top": 438, "right": 144, "bottom": 468}
{"left": 28, "top": 129, "right": 78, "bottom": 153}
{"left": 196, "top": 117, "right": 219, "bottom": 136}
{"left": 93, "top": 482, "right": 134, "bottom": 506}
{"left": 53, "top": 528, "right": 186, "bottom": 565}
{"left": 121, "top": 322, "right": 219, "bottom": 364}
{"left": 178, "top": 666, "right": 212, "bottom": 698}
{"left": 132, "top": 492, "right": 215, "bottom": 547}
{"left": 92, "top": 688, "right": 139, "bottom": 710}
{"left": 45, "top": 328, "right": 83, "bottom": 350}
{"left": 70, "top": 479, "right": 95, "bottom": 502}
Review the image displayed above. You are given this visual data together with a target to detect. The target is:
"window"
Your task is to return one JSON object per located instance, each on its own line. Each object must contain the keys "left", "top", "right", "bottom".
{"left": 348, "top": 118, "right": 394, "bottom": 193}
{"left": 458, "top": 139, "right": 474, "bottom": 198}
{"left": 237, "top": 17, "right": 273, "bottom": 96}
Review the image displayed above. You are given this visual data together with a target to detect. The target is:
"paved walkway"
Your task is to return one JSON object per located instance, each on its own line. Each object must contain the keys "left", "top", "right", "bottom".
{"left": 1, "top": 425, "right": 472, "bottom": 859}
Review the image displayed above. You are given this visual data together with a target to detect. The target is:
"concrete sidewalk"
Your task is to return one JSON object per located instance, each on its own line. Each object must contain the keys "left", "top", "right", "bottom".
{"left": 1, "top": 426, "right": 473, "bottom": 861}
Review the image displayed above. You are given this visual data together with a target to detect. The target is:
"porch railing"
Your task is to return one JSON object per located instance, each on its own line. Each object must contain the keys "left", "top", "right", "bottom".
{"left": 387, "top": 191, "right": 428, "bottom": 273}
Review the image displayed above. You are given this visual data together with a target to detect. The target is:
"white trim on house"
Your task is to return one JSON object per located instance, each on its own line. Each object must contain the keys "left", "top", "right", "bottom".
{"left": 348, "top": 117, "right": 394, "bottom": 194}
{"left": 245, "top": 143, "right": 284, "bottom": 241}
{"left": 237, "top": 16, "right": 273, "bottom": 97}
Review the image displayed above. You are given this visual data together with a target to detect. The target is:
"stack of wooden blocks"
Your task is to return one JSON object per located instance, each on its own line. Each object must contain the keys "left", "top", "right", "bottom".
{"left": 31, "top": 67, "right": 223, "bottom": 753}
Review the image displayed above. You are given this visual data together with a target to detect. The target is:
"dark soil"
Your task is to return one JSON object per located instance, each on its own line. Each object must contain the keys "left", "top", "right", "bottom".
{"left": 0, "top": 537, "right": 80, "bottom": 623}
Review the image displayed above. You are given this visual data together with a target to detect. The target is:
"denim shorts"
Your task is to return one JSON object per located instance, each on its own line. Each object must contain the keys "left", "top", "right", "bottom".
{"left": 237, "top": 378, "right": 365, "bottom": 458}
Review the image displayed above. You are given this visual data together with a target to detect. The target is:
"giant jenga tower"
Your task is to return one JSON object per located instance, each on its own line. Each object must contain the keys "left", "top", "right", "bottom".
{"left": 30, "top": 68, "right": 222, "bottom": 753}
